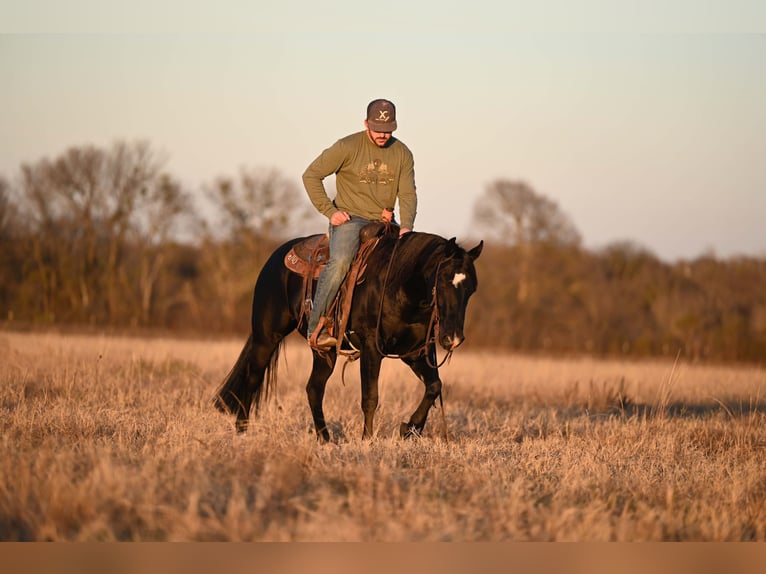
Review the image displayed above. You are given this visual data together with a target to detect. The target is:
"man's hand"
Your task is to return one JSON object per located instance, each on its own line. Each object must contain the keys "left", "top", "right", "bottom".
{"left": 381, "top": 207, "right": 394, "bottom": 223}
{"left": 330, "top": 210, "right": 351, "bottom": 226}
{"left": 399, "top": 228, "right": 411, "bottom": 237}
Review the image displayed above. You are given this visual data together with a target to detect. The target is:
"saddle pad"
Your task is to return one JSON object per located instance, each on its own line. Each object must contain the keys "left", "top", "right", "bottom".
{"left": 284, "top": 234, "right": 329, "bottom": 279}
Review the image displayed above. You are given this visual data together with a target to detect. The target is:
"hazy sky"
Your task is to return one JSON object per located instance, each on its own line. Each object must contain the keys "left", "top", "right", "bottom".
{"left": 2, "top": 3, "right": 765, "bottom": 261}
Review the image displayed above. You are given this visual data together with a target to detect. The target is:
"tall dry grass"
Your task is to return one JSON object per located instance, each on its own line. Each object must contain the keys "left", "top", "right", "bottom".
{"left": 1, "top": 330, "right": 765, "bottom": 541}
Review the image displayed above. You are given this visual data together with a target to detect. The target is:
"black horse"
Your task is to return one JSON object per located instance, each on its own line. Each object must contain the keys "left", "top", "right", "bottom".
{"left": 214, "top": 230, "right": 483, "bottom": 441}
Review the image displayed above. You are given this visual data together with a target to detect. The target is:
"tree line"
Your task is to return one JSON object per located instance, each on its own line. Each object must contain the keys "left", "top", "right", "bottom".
{"left": 2, "top": 141, "right": 765, "bottom": 363}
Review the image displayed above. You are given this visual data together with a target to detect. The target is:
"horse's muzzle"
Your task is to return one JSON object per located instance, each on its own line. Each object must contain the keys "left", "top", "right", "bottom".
{"left": 440, "top": 333, "right": 464, "bottom": 351}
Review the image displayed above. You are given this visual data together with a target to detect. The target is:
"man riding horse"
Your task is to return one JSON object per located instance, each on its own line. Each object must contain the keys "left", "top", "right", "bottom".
{"left": 303, "top": 99, "right": 417, "bottom": 349}
{"left": 214, "top": 99, "right": 482, "bottom": 440}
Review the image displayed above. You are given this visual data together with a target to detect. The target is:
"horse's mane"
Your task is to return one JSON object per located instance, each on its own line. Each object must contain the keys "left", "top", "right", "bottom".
{"left": 381, "top": 232, "right": 451, "bottom": 287}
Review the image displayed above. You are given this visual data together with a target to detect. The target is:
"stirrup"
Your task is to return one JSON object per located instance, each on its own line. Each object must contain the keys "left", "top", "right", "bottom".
{"left": 308, "top": 316, "right": 337, "bottom": 350}
{"left": 309, "top": 330, "right": 338, "bottom": 350}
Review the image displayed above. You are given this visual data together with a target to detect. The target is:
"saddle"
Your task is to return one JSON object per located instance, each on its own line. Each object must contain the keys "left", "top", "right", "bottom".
{"left": 284, "top": 234, "right": 329, "bottom": 279}
{"left": 284, "top": 221, "right": 399, "bottom": 352}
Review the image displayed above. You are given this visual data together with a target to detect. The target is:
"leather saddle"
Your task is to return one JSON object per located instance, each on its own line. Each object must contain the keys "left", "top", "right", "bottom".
{"left": 283, "top": 221, "right": 395, "bottom": 280}
{"left": 284, "top": 234, "right": 329, "bottom": 279}
{"left": 283, "top": 221, "right": 399, "bottom": 352}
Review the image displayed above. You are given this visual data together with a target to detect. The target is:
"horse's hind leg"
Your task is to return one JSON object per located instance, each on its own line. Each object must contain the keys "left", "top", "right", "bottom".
{"left": 236, "top": 307, "right": 297, "bottom": 431}
{"left": 400, "top": 353, "right": 442, "bottom": 438}
{"left": 306, "top": 351, "right": 337, "bottom": 442}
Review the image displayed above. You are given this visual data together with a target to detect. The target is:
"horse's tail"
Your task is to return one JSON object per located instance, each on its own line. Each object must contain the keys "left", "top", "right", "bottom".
{"left": 213, "top": 334, "right": 254, "bottom": 414}
{"left": 262, "top": 339, "right": 283, "bottom": 408}
{"left": 212, "top": 334, "right": 283, "bottom": 416}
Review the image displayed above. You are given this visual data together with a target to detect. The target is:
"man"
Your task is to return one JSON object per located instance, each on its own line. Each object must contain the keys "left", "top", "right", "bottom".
{"left": 303, "top": 98, "right": 417, "bottom": 349}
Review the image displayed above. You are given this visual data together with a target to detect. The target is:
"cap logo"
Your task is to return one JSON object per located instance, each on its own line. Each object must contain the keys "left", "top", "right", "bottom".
{"left": 377, "top": 110, "right": 390, "bottom": 122}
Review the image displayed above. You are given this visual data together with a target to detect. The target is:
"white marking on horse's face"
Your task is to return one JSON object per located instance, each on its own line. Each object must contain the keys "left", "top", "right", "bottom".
{"left": 451, "top": 272, "right": 467, "bottom": 288}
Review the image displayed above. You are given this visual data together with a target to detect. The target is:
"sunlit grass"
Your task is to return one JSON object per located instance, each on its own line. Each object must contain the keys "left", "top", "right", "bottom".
{"left": 1, "top": 331, "right": 765, "bottom": 541}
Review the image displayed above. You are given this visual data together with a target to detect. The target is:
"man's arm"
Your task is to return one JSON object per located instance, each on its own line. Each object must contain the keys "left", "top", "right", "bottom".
{"left": 302, "top": 141, "right": 346, "bottom": 219}
{"left": 397, "top": 149, "right": 417, "bottom": 233}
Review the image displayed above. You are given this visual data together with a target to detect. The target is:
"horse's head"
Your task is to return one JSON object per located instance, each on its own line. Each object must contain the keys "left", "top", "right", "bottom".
{"left": 434, "top": 238, "right": 483, "bottom": 351}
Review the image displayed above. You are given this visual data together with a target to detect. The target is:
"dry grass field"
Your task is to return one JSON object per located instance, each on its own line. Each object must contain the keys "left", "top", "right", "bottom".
{"left": 1, "top": 330, "right": 765, "bottom": 541}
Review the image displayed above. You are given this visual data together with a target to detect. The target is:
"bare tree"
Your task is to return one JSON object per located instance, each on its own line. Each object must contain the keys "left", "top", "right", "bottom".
{"left": 473, "top": 179, "right": 581, "bottom": 247}
{"left": 0, "top": 176, "right": 12, "bottom": 237}
{"left": 205, "top": 167, "right": 315, "bottom": 242}
{"left": 473, "top": 180, "right": 581, "bottom": 303}
{"left": 132, "top": 173, "right": 194, "bottom": 325}
{"left": 200, "top": 167, "right": 315, "bottom": 327}
{"left": 17, "top": 140, "right": 190, "bottom": 324}
{"left": 0, "top": 176, "right": 23, "bottom": 320}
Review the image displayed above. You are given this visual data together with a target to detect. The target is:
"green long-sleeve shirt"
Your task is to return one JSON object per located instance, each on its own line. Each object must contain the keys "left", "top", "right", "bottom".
{"left": 302, "top": 131, "right": 417, "bottom": 230}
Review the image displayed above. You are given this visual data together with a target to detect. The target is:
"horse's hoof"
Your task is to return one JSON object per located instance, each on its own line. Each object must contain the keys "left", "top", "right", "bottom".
{"left": 316, "top": 429, "right": 330, "bottom": 443}
{"left": 399, "top": 422, "right": 421, "bottom": 439}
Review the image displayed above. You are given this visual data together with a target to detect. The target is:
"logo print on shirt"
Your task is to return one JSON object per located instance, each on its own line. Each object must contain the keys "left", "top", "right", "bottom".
{"left": 359, "top": 159, "right": 395, "bottom": 185}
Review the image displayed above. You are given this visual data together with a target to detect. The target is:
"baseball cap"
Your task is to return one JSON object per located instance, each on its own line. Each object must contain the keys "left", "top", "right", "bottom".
{"left": 366, "top": 99, "right": 397, "bottom": 132}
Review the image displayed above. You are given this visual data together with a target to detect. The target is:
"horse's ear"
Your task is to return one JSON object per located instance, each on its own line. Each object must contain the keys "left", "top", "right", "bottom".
{"left": 445, "top": 237, "right": 458, "bottom": 256}
{"left": 468, "top": 240, "right": 484, "bottom": 260}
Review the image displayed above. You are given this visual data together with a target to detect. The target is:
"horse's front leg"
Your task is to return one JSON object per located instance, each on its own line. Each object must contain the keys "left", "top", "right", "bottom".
{"left": 400, "top": 351, "right": 442, "bottom": 438}
{"left": 359, "top": 349, "right": 383, "bottom": 439}
{"left": 306, "top": 350, "right": 337, "bottom": 442}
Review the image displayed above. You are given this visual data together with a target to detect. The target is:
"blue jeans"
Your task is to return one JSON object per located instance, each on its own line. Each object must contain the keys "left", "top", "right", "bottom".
{"left": 308, "top": 216, "right": 372, "bottom": 336}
